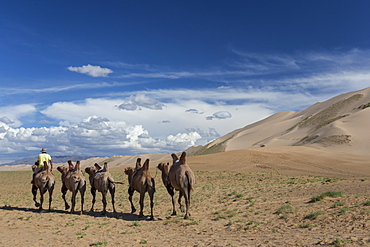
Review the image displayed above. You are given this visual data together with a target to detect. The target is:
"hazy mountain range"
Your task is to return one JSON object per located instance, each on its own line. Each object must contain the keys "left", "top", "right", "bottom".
{"left": 0, "top": 156, "right": 93, "bottom": 167}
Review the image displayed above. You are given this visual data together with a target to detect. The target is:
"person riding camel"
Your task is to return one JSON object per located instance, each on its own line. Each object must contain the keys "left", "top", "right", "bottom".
{"left": 31, "top": 148, "right": 53, "bottom": 184}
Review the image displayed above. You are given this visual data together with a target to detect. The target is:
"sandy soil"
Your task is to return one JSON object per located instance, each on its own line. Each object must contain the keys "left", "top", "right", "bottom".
{"left": 1, "top": 147, "right": 370, "bottom": 246}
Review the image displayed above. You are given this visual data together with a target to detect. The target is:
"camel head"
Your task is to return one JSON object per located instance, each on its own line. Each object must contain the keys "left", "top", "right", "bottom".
{"left": 157, "top": 162, "right": 170, "bottom": 173}
{"left": 171, "top": 151, "right": 187, "bottom": 165}
{"left": 124, "top": 167, "right": 134, "bottom": 176}
{"left": 57, "top": 166, "right": 68, "bottom": 175}
{"left": 32, "top": 163, "right": 38, "bottom": 172}
{"left": 85, "top": 166, "right": 97, "bottom": 177}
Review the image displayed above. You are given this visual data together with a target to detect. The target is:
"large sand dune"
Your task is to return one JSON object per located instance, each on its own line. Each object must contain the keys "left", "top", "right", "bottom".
{"left": 195, "top": 87, "right": 370, "bottom": 157}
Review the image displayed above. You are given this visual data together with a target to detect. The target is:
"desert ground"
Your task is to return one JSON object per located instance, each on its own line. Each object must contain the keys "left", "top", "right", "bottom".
{"left": 1, "top": 146, "right": 370, "bottom": 246}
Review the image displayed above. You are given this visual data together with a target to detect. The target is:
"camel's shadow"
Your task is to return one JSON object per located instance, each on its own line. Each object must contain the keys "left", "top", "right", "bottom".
{"left": 0, "top": 205, "right": 160, "bottom": 221}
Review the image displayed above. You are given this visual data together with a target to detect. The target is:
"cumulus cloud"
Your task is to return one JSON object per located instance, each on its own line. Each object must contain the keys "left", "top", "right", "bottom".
{"left": 167, "top": 132, "right": 202, "bottom": 146}
{"left": 116, "top": 94, "right": 165, "bottom": 111}
{"left": 206, "top": 111, "right": 232, "bottom": 120}
{"left": 67, "top": 64, "right": 113, "bottom": 77}
{"left": 0, "top": 116, "right": 205, "bottom": 159}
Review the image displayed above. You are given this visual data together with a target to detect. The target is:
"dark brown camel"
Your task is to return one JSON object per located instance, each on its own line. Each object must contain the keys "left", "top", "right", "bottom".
{"left": 57, "top": 160, "right": 86, "bottom": 214}
{"left": 159, "top": 152, "right": 195, "bottom": 219}
{"left": 31, "top": 161, "right": 55, "bottom": 212}
{"left": 157, "top": 162, "right": 177, "bottom": 216}
{"left": 124, "top": 158, "right": 155, "bottom": 220}
{"left": 85, "top": 162, "right": 117, "bottom": 214}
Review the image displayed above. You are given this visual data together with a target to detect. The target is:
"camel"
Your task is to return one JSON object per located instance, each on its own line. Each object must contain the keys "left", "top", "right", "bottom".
{"left": 124, "top": 158, "right": 155, "bottom": 220}
{"left": 157, "top": 162, "right": 178, "bottom": 216}
{"left": 57, "top": 160, "right": 86, "bottom": 214}
{"left": 158, "top": 152, "right": 195, "bottom": 219}
{"left": 31, "top": 161, "right": 55, "bottom": 212}
{"left": 85, "top": 162, "right": 117, "bottom": 214}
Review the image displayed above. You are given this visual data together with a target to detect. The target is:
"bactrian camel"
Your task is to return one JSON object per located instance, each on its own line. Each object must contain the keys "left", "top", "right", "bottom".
{"left": 85, "top": 162, "right": 117, "bottom": 214}
{"left": 124, "top": 158, "right": 155, "bottom": 220}
{"left": 57, "top": 160, "right": 86, "bottom": 214}
{"left": 158, "top": 152, "right": 195, "bottom": 219}
{"left": 31, "top": 161, "right": 55, "bottom": 212}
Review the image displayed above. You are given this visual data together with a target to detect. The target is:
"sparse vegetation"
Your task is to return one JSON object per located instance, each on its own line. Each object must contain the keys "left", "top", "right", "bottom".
{"left": 362, "top": 200, "right": 370, "bottom": 206}
{"left": 275, "top": 205, "right": 294, "bottom": 215}
{"left": 90, "top": 241, "right": 107, "bottom": 246}
{"left": 331, "top": 238, "right": 351, "bottom": 247}
{"left": 305, "top": 211, "right": 326, "bottom": 220}
{"left": 358, "top": 102, "right": 370, "bottom": 109}
{"left": 310, "top": 191, "right": 344, "bottom": 203}
{"left": 1, "top": 169, "right": 370, "bottom": 246}
{"left": 330, "top": 201, "right": 345, "bottom": 208}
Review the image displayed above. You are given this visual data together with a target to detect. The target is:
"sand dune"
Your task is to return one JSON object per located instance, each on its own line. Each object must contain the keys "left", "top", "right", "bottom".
{"left": 195, "top": 87, "right": 370, "bottom": 157}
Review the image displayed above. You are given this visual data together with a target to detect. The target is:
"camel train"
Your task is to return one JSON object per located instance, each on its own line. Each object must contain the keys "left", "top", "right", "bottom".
{"left": 31, "top": 151, "right": 195, "bottom": 220}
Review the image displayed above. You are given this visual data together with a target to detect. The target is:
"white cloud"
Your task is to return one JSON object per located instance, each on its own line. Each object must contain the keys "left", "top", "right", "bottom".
{"left": 67, "top": 64, "right": 113, "bottom": 77}
{"left": 0, "top": 116, "right": 202, "bottom": 159}
{"left": 4, "top": 49, "right": 370, "bottom": 161}
{"left": 185, "top": 109, "right": 204, "bottom": 114}
{"left": 207, "top": 111, "right": 232, "bottom": 120}
{"left": 0, "top": 104, "right": 37, "bottom": 127}
{"left": 116, "top": 94, "right": 165, "bottom": 111}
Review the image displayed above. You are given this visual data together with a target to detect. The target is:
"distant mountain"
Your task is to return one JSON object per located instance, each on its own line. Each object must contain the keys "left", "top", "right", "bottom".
{"left": 191, "top": 87, "right": 370, "bottom": 156}
{"left": 0, "top": 156, "right": 94, "bottom": 167}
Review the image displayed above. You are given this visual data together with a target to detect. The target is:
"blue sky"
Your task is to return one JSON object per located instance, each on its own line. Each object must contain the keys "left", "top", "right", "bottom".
{"left": 1, "top": 1, "right": 370, "bottom": 163}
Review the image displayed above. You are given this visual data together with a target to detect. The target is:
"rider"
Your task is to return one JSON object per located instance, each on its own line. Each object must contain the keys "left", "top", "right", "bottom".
{"left": 31, "top": 148, "right": 53, "bottom": 184}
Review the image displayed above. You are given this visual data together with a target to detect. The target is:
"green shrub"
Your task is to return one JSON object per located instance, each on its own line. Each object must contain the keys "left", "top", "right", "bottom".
{"left": 363, "top": 200, "right": 370, "bottom": 206}
{"left": 305, "top": 211, "right": 326, "bottom": 220}
{"left": 310, "top": 191, "right": 344, "bottom": 203}
{"left": 275, "top": 205, "right": 294, "bottom": 214}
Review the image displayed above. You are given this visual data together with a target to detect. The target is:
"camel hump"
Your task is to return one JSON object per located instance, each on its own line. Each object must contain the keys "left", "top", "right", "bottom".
{"left": 43, "top": 161, "right": 49, "bottom": 170}
{"left": 76, "top": 160, "right": 81, "bottom": 171}
{"left": 143, "top": 159, "right": 150, "bottom": 171}
{"left": 135, "top": 158, "right": 142, "bottom": 169}
{"left": 94, "top": 163, "right": 102, "bottom": 170}
{"left": 171, "top": 153, "right": 179, "bottom": 162}
{"left": 103, "top": 162, "right": 108, "bottom": 172}
{"left": 180, "top": 152, "right": 186, "bottom": 164}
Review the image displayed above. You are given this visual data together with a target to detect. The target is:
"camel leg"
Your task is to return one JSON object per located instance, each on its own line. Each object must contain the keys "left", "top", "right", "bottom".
{"left": 166, "top": 186, "right": 176, "bottom": 216}
{"left": 178, "top": 191, "right": 185, "bottom": 213}
{"left": 183, "top": 189, "right": 190, "bottom": 219}
{"left": 149, "top": 189, "right": 155, "bottom": 220}
{"left": 71, "top": 190, "right": 77, "bottom": 213}
{"left": 48, "top": 182, "right": 54, "bottom": 212}
{"left": 80, "top": 182, "right": 86, "bottom": 215}
{"left": 61, "top": 185, "right": 70, "bottom": 210}
{"left": 138, "top": 191, "right": 145, "bottom": 218}
{"left": 90, "top": 187, "right": 96, "bottom": 212}
{"left": 39, "top": 188, "right": 44, "bottom": 211}
{"left": 109, "top": 183, "right": 116, "bottom": 213}
{"left": 32, "top": 185, "right": 40, "bottom": 208}
{"left": 128, "top": 188, "right": 136, "bottom": 214}
{"left": 101, "top": 191, "right": 107, "bottom": 215}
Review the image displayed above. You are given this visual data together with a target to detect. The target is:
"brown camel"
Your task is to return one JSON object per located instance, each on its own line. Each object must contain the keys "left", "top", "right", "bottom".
{"left": 31, "top": 161, "right": 55, "bottom": 212}
{"left": 85, "top": 162, "right": 117, "bottom": 214}
{"left": 157, "top": 162, "right": 177, "bottom": 216}
{"left": 163, "top": 152, "right": 195, "bottom": 219}
{"left": 124, "top": 158, "right": 155, "bottom": 220}
{"left": 57, "top": 160, "right": 86, "bottom": 214}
